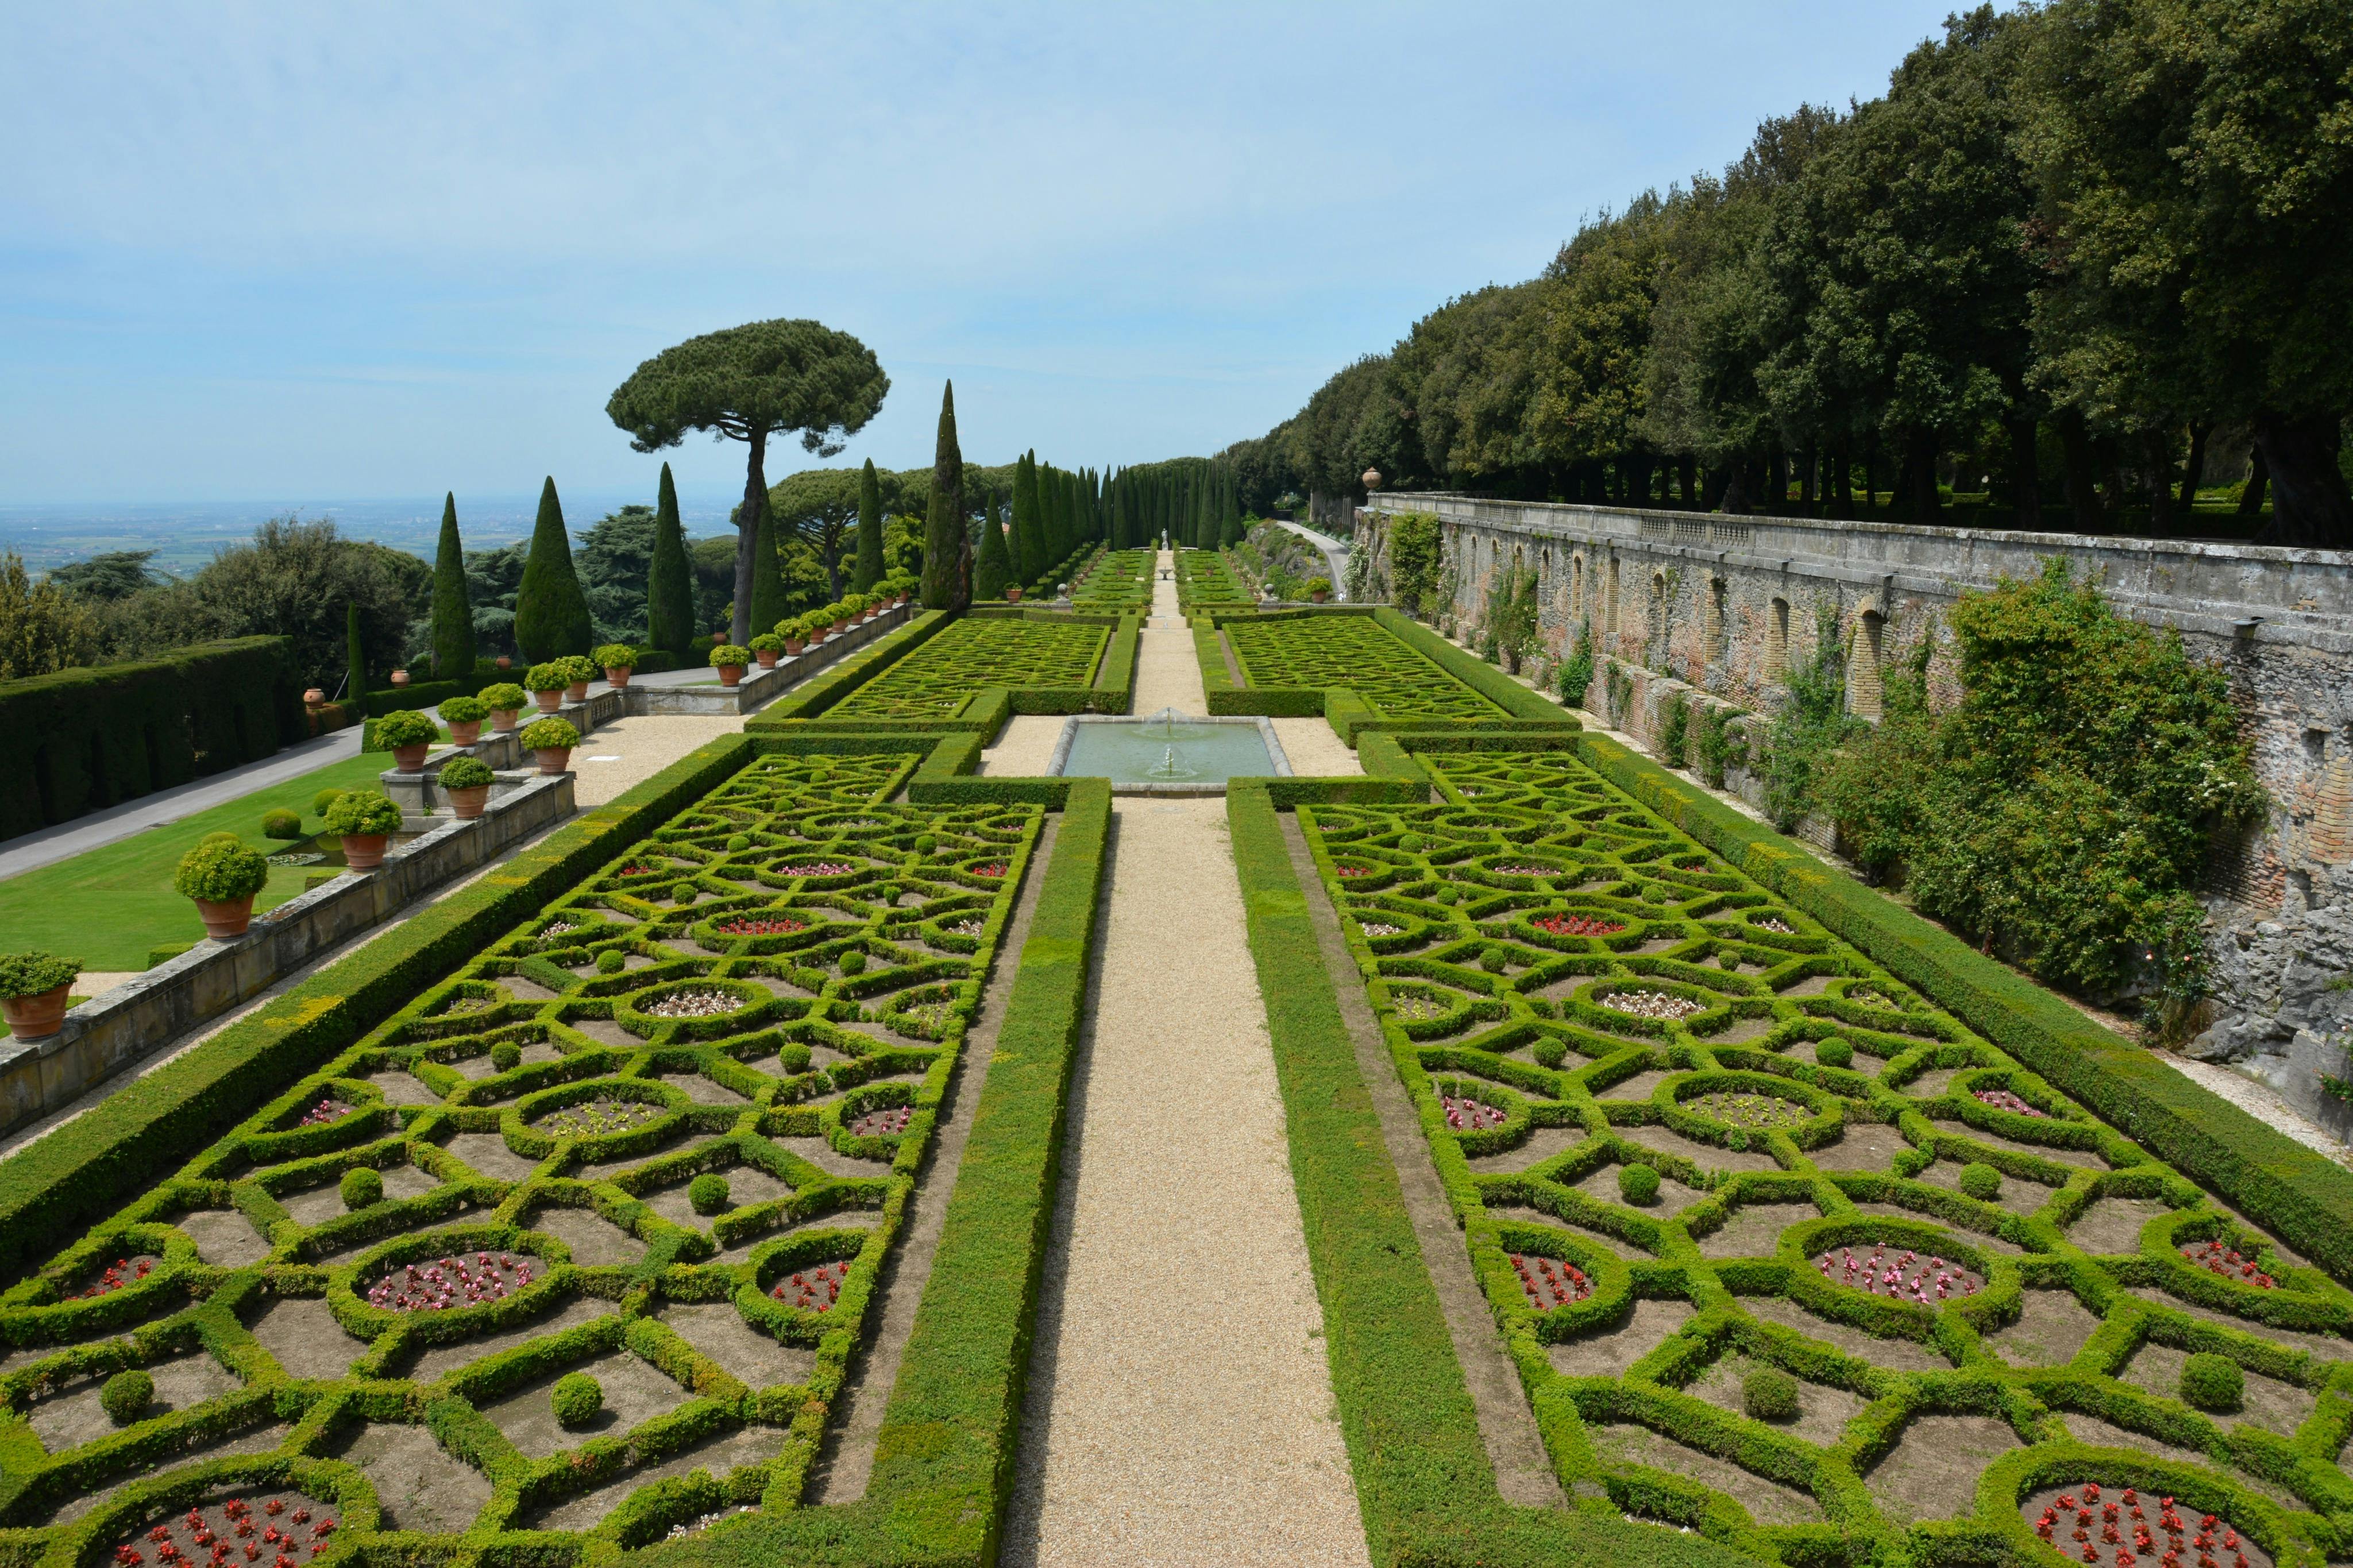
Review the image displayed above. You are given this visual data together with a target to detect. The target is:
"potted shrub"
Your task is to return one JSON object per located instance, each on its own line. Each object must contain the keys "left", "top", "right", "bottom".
{"left": 807, "top": 606, "right": 838, "bottom": 642}
{"left": 373, "top": 708, "right": 439, "bottom": 773}
{"left": 749, "top": 632, "right": 785, "bottom": 669}
{"left": 842, "top": 592, "right": 868, "bottom": 624}
{"left": 325, "top": 789, "right": 403, "bottom": 870}
{"left": 479, "top": 681, "right": 527, "bottom": 731}
{"left": 1005, "top": 582, "right": 1023, "bottom": 603}
{"left": 708, "top": 643, "right": 751, "bottom": 688}
{"left": 173, "top": 837, "right": 272, "bottom": 937}
{"left": 1305, "top": 575, "right": 1333, "bottom": 604}
{"left": 0, "top": 951, "right": 83, "bottom": 1039}
{"left": 520, "top": 716, "right": 580, "bottom": 774}
{"left": 438, "top": 694, "right": 488, "bottom": 746}
{"left": 781, "top": 616, "right": 808, "bottom": 655}
{"left": 437, "top": 755, "right": 497, "bottom": 818}
{"left": 524, "top": 662, "right": 569, "bottom": 713}
{"left": 595, "top": 643, "right": 639, "bottom": 688}
{"left": 560, "top": 654, "right": 598, "bottom": 701}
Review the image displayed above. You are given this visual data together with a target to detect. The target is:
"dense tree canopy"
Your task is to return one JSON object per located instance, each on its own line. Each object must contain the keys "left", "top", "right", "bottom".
{"left": 1233, "top": 0, "right": 2353, "bottom": 544}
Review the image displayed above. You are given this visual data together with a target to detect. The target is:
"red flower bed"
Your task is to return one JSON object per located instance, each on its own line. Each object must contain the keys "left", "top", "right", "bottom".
{"left": 1534, "top": 913, "right": 1624, "bottom": 937}
{"left": 2182, "top": 1238, "right": 2277, "bottom": 1289}
{"left": 849, "top": 1106, "right": 912, "bottom": 1137}
{"left": 366, "top": 1251, "right": 534, "bottom": 1311}
{"left": 773, "top": 1260, "right": 850, "bottom": 1312}
{"left": 712, "top": 917, "right": 807, "bottom": 937}
{"left": 75, "top": 1255, "right": 158, "bottom": 1299}
{"left": 1815, "top": 1239, "right": 1981, "bottom": 1302}
{"left": 972, "top": 862, "right": 1008, "bottom": 878}
{"left": 108, "top": 1492, "right": 337, "bottom": 1568}
{"left": 1974, "top": 1087, "right": 2047, "bottom": 1118}
{"left": 1440, "top": 1095, "right": 1507, "bottom": 1132}
{"left": 2025, "top": 1484, "right": 2265, "bottom": 1568}
{"left": 1507, "top": 1252, "right": 1590, "bottom": 1309}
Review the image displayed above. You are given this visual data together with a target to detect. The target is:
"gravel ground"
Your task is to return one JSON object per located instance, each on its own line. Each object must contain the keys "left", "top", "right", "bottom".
{"left": 979, "top": 716, "right": 1067, "bottom": 775}
{"left": 1004, "top": 559, "right": 1367, "bottom": 1568}
{"left": 1272, "top": 717, "right": 1361, "bottom": 778}
{"left": 1131, "top": 554, "right": 1202, "bottom": 714}
{"left": 566, "top": 716, "right": 746, "bottom": 807}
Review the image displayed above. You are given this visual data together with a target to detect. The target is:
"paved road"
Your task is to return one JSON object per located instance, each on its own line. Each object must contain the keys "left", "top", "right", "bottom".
{"left": 0, "top": 727, "right": 367, "bottom": 883}
{"left": 1271, "top": 519, "right": 1352, "bottom": 601}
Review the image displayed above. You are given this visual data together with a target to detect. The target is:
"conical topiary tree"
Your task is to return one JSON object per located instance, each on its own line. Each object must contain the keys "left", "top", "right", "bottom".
{"left": 513, "top": 476, "right": 593, "bottom": 662}
{"left": 920, "top": 382, "right": 964, "bottom": 609}
{"left": 973, "top": 490, "right": 1012, "bottom": 601}
{"left": 345, "top": 601, "right": 367, "bottom": 701}
{"left": 647, "top": 462, "right": 695, "bottom": 655}
{"left": 430, "top": 492, "right": 475, "bottom": 679}
{"left": 852, "top": 458, "right": 885, "bottom": 594}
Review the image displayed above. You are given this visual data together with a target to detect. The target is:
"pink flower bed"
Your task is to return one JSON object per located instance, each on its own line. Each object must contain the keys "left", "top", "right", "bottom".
{"left": 1507, "top": 1252, "right": 1591, "bottom": 1308}
{"left": 2182, "top": 1238, "right": 2277, "bottom": 1289}
{"left": 110, "top": 1493, "right": 337, "bottom": 1568}
{"left": 2026, "top": 1484, "right": 2263, "bottom": 1568}
{"left": 1816, "top": 1240, "right": 1981, "bottom": 1302}
{"left": 1440, "top": 1095, "right": 1507, "bottom": 1132}
{"left": 366, "top": 1251, "right": 533, "bottom": 1311}
{"left": 1974, "top": 1087, "right": 2047, "bottom": 1118}
{"left": 772, "top": 1260, "right": 849, "bottom": 1312}
{"left": 778, "top": 862, "right": 856, "bottom": 877}
{"left": 712, "top": 917, "right": 807, "bottom": 936}
{"left": 849, "top": 1106, "right": 912, "bottom": 1137}
{"left": 295, "top": 1098, "right": 351, "bottom": 1127}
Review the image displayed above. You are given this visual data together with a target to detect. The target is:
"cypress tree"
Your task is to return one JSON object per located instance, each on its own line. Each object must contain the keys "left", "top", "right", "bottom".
{"left": 430, "top": 491, "right": 475, "bottom": 678}
{"left": 345, "top": 601, "right": 367, "bottom": 701}
{"left": 1014, "top": 451, "right": 1048, "bottom": 588}
{"left": 852, "top": 458, "right": 885, "bottom": 594}
{"left": 974, "top": 490, "right": 1012, "bottom": 600}
{"left": 920, "top": 382, "right": 965, "bottom": 609}
{"left": 1002, "top": 457, "right": 1027, "bottom": 584}
{"left": 647, "top": 462, "right": 695, "bottom": 654}
{"left": 749, "top": 499, "right": 789, "bottom": 632}
{"left": 512, "top": 476, "right": 592, "bottom": 661}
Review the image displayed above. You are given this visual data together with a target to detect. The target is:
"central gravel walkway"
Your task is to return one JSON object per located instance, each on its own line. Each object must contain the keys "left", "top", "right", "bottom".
{"left": 1004, "top": 555, "right": 1368, "bottom": 1567}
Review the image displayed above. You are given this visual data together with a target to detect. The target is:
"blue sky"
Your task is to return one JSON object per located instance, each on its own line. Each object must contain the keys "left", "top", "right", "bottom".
{"left": 0, "top": 2, "right": 1963, "bottom": 508}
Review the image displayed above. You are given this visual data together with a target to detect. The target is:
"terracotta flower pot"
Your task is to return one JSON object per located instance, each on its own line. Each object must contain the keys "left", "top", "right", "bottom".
{"left": 302, "top": 687, "right": 326, "bottom": 707}
{"left": 491, "top": 708, "right": 520, "bottom": 732}
{"left": 786, "top": 638, "right": 807, "bottom": 656}
{"left": 1311, "top": 590, "right": 1329, "bottom": 603}
{"left": 1004, "top": 585, "right": 1023, "bottom": 603}
{"left": 447, "top": 785, "right": 491, "bottom": 819}
{"left": 534, "top": 690, "right": 563, "bottom": 713}
{"left": 391, "top": 743, "right": 431, "bottom": 773}
{"left": 565, "top": 681, "right": 589, "bottom": 701}
{"left": 716, "top": 664, "right": 746, "bottom": 688}
{"left": 605, "top": 667, "right": 632, "bottom": 687}
{"left": 496, "top": 655, "right": 512, "bottom": 670}
{"left": 389, "top": 669, "right": 410, "bottom": 688}
{"left": 448, "top": 720, "right": 483, "bottom": 746}
{"left": 755, "top": 649, "right": 778, "bottom": 669}
{"left": 194, "top": 894, "right": 256, "bottom": 939}
{"left": 341, "top": 833, "right": 390, "bottom": 871}
{"left": 535, "top": 746, "right": 574, "bottom": 775}
{"left": 1, "top": 982, "right": 72, "bottom": 1040}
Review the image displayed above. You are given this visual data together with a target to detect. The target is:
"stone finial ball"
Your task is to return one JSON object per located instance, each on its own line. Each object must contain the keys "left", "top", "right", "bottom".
{"left": 1361, "top": 467, "right": 1384, "bottom": 491}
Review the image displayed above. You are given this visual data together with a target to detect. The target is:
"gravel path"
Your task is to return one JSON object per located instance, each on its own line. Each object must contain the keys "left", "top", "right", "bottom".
{"left": 1003, "top": 557, "right": 1368, "bottom": 1567}
{"left": 980, "top": 716, "right": 1066, "bottom": 775}
{"left": 567, "top": 715, "right": 747, "bottom": 806}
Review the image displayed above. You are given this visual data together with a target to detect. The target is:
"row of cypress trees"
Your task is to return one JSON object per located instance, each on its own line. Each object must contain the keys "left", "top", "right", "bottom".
{"left": 423, "top": 464, "right": 699, "bottom": 678}
{"left": 972, "top": 450, "right": 1120, "bottom": 601}
{"left": 1102, "top": 455, "right": 1246, "bottom": 551}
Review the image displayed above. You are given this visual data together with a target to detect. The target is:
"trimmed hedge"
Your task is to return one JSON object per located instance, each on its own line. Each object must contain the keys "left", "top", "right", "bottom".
{"left": 749, "top": 611, "right": 951, "bottom": 728}
{"left": 1571, "top": 730, "right": 2353, "bottom": 1288}
{"left": 1372, "top": 608, "right": 1582, "bottom": 725}
{"left": 0, "top": 637, "right": 303, "bottom": 842}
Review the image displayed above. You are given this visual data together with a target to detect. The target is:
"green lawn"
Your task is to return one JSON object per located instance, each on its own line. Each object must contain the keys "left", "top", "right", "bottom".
{"left": 0, "top": 750, "right": 406, "bottom": 972}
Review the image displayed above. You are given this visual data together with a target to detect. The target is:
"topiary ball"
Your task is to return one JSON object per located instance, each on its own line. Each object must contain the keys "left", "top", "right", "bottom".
{"left": 915, "top": 834, "right": 936, "bottom": 853}
{"left": 1480, "top": 944, "right": 1508, "bottom": 974}
{"left": 490, "top": 1041, "right": 522, "bottom": 1072}
{"left": 1617, "top": 1163, "right": 1661, "bottom": 1206}
{"left": 551, "top": 1372, "right": 603, "bottom": 1428}
{"left": 1958, "top": 1162, "right": 2002, "bottom": 1202}
{"left": 1815, "top": 1038, "right": 1853, "bottom": 1069}
{"left": 673, "top": 882, "right": 696, "bottom": 904}
{"left": 2181, "top": 1351, "right": 2244, "bottom": 1412}
{"left": 100, "top": 1369, "right": 153, "bottom": 1425}
{"left": 688, "top": 1172, "right": 731, "bottom": 1215}
{"left": 839, "top": 949, "right": 867, "bottom": 976}
{"left": 1742, "top": 1367, "right": 1800, "bottom": 1423}
{"left": 596, "top": 949, "right": 625, "bottom": 975}
{"left": 726, "top": 835, "right": 750, "bottom": 852}
{"left": 261, "top": 808, "right": 303, "bottom": 841}
{"left": 340, "top": 1167, "right": 384, "bottom": 1210}
{"left": 1399, "top": 833, "right": 1425, "bottom": 853}
{"left": 313, "top": 787, "right": 346, "bottom": 818}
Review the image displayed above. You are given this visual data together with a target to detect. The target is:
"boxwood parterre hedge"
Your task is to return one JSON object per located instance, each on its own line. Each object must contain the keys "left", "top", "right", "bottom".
{"left": 0, "top": 747, "right": 1100, "bottom": 1567}
{"left": 827, "top": 618, "right": 1110, "bottom": 721}
{"left": 1284, "top": 744, "right": 2353, "bottom": 1568}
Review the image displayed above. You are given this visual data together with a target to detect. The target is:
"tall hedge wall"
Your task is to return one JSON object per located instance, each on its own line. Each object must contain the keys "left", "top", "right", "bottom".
{"left": 0, "top": 638, "right": 303, "bottom": 843}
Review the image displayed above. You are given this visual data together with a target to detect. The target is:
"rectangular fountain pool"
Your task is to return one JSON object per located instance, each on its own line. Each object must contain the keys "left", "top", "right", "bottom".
{"left": 1048, "top": 710, "right": 1292, "bottom": 794}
